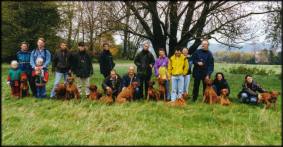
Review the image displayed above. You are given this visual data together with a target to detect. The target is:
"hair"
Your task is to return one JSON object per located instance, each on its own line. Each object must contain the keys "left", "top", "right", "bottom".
{"left": 202, "top": 39, "right": 209, "bottom": 45}
{"left": 158, "top": 48, "right": 165, "bottom": 52}
{"left": 245, "top": 74, "right": 252, "bottom": 79}
{"left": 103, "top": 43, "right": 109, "bottom": 47}
{"left": 214, "top": 72, "right": 225, "bottom": 83}
{"left": 36, "top": 57, "right": 44, "bottom": 65}
{"left": 20, "top": 41, "right": 29, "bottom": 47}
{"left": 11, "top": 60, "right": 18, "bottom": 66}
{"left": 38, "top": 37, "right": 46, "bottom": 43}
{"left": 143, "top": 41, "right": 150, "bottom": 46}
{"left": 78, "top": 42, "right": 85, "bottom": 47}
{"left": 175, "top": 48, "right": 182, "bottom": 52}
{"left": 110, "top": 69, "right": 117, "bottom": 74}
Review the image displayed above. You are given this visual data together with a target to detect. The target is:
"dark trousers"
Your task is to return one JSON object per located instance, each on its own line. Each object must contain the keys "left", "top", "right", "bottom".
{"left": 27, "top": 72, "right": 36, "bottom": 96}
{"left": 138, "top": 73, "right": 151, "bottom": 99}
{"left": 36, "top": 86, "right": 46, "bottom": 98}
{"left": 11, "top": 85, "right": 20, "bottom": 97}
{"left": 192, "top": 77, "right": 206, "bottom": 102}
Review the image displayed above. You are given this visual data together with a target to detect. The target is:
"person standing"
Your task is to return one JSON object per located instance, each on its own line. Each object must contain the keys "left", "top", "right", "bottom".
{"left": 7, "top": 60, "right": 23, "bottom": 98}
{"left": 30, "top": 37, "right": 51, "bottom": 96}
{"left": 134, "top": 42, "right": 155, "bottom": 98}
{"left": 182, "top": 47, "right": 193, "bottom": 95}
{"left": 71, "top": 42, "right": 93, "bottom": 97}
{"left": 99, "top": 43, "right": 115, "bottom": 78}
{"left": 50, "top": 42, "right": 71, "bottom": 98}
{"left": 191, "top": 40, "right": 214, "bottom": 102}
{"left": 16, "top": 42, "right": 35, "bottom": 96}
{"left": 168, "top": 48, "right": 189, "bottom": 101}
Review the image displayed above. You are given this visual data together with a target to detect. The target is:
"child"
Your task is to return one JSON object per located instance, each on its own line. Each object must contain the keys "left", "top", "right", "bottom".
{"left": 32, "top": 57, "right": 49, "bottom": 98}
{"left": 7, "top": 60, "right": 23, "bottom": 98}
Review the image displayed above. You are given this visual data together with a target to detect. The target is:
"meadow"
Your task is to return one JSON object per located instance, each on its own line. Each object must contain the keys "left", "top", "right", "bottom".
{"left": 1, "top": 62, "right": 282, "bottom": 145}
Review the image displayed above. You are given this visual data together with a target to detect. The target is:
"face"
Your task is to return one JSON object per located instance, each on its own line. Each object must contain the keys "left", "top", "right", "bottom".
{"left": 216, "top": 74, "right": 223, "bottom": 81}
{"left": 110, "top": 71, "right": 117, "bottom": 79}
{"left": 128, "top": 67, "right": 135, "bottom": 75}
{"left": 143, "top": 43, "right": 149, "bottom": 51}
{"left": 182, "top": 48, "right": 188, "bottom": 56}
{"left": 159, "top": 50, "right": 165, "bottom": 57}
{"left": 246, "top": 76, "right": 253, "bottom": 84}
{"left": 21, "top": 44, "right": 28, "bottom": 51}
{"left": 175, "top": 50, "right": 181, "bottom": 56}
{"left": 202, "top": 41, "right": 209, "bottom": 50}
{"left": 37, "top": 40, "right": 45, "bottom": 48}
{"left": 11, "top": 63, "right": 18, "bottom": 69}
{"left": 36, "top": 60, "right": 43, "bottom": 66}
{"left": 103, "top": 44, "right": 109, "bottom": 50}
{"left": 78, "top": 46, "right": 85, "bottom": 51}
{"left": 60, "top": 43, "right": 67, "bottom": 50}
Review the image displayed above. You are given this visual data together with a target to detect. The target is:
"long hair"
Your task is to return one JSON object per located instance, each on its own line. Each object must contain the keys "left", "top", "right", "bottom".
{"left": 214, "top": 72, "right": 225, "bottom": 83}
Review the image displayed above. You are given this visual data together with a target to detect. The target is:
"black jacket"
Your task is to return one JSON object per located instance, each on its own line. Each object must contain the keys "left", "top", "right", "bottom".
{"left": 99, "top": 50, "right": 115, "bottom": 75}
{"left": 213, "top": 79, "right": 230, "bottom": 96}
{"left": 134, "top": 50, "right": 155, "bottom": 76}
{"left": 70, "top": 50, "right": 93, "bottom": 78}
{"left": 192, "top": 49, "right": 214, "bottom": 79}
{"left": 52, "top": 50, "right": 71, "bottom": 73}
{"left": 102, "top": 74, "right": 122, "bottom": 96}
{"left": 238, "top": 81, "right": 266, "bottom": 97}
{"left": 122, "top": 74, "right": 140, "bottom": 88}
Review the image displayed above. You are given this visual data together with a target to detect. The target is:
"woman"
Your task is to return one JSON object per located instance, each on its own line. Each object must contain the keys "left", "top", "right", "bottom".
{"left": 212, "top": 72, "right": 230, "bottom": 96}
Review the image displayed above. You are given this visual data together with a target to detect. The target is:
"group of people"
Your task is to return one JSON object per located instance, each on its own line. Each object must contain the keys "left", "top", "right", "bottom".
{"left": 7, "top": 37, "right": 268, "bottom": 105}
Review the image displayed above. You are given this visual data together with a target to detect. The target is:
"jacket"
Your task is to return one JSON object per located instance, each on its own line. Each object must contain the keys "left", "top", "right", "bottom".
{"left": 213, "top": 79, "right": 230, "bottom": 96}
{"left": 134, "top": 50, "right": 155, "bottom": 76}
{"left": 168, "top": 54, "right": 188, "bottom": 76}
{"left": 102, "top": 74, "right": 122, "bottom": 95}
{"left": 238, "top": 81, "right": 266, "bottom": 97}
{"left": 30, "top": 48, "right": 51, "bottom": 69}
{"left": 122, "top": 74, "right": 140, "bottom": 88}
{"left": 17, "top": 50, "right": 32, "bottom": 74}
{"left": 52, "top": 49, "right": 71, "bottom": 73}
{"left": 71, "top": 50, "right": 93, "bottom": 78}
{"left": 99, "top": 50, "right": 115, "bottom": 75}
{"left": 192, "top": 49, "right": 214, "bottom": 79}
{"left": 154, "top": 56, "right": 169, "bottom": 77}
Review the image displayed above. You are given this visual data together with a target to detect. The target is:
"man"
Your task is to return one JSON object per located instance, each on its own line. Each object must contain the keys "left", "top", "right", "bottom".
{"left": 17, "top": 42, "right": 36, "bottom": 96}
{"left": 102, "top": 69, "right": 122, "bottom": 100}
{"left": 168, "top": 48, "right": 189, "bottom": 101}
{"left": 30, "top": 38, "right": 51, "bottom": 96}
{"left": 99, "top": 43, "right": 115, "bottom": 78}
{"left": 192, "top": 40, "right": 214, "bottom": 102}
{"left": 134, "top": 42, "right": 155, "bottom": 98}
{"left": 71, "top": 42, "right": 93, "bottom": 97}
{"left": 122, "top": 66, "right": 141, "bottom": 100}
{"left": 50, "top": 42, "right": 72, "bottom": 98}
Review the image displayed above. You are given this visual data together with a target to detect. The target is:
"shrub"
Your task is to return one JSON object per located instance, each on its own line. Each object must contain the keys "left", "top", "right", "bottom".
{"left": 228, "top": 65, "right": 276, "bottom": 75}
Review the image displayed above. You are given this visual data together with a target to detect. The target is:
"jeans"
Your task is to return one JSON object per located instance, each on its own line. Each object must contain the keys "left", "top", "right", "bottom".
{"left": 77, "top": 77, "right": 90, "bottom": 96}
{"left": 165, "top": 80, "right": 170, "bottom": 100}
{"left": 240, "top": 92, "right": 258, "bottom": 104}
{"left": 171, "top": 75, "right": 184, "bottom": 101}
{"left": 36, "top": 86, "right": 46, "bottom": 98}
{"left": 50, "top": 72, "right": 68, "bottom": 97}
{"left": 183, "top": 74, "right": 191, "bottom": 93}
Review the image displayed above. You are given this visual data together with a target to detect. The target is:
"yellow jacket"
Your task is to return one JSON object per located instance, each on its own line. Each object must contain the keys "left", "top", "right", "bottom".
{"left": 168, "top": 54, "right": 189, "bottom": 76}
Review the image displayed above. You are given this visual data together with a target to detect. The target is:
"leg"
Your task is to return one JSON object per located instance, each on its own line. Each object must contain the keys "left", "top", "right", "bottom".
{"left": 239, "top": 92, "right": 249, "bottom": 103}
{"left": 183, "top": 75, "right": 189, "bottom": 94}
{"left": 171, "top": 76, "right": 178, "bottom": 101}
{"left": 165, "top": 80, "right": 170, "bottom": 101}
{"left": 50, "top": 72, "right": 63, "bottom": 98}
{"left": 177, "top": 76, "right": 184, "bottom": 98}
{"left": 187, "top": 75, "right": 191, "bottom": 92}
{"left": 28, "top": 73, "right": 37, "bottom": 96}
{"left": 192, "top": 78, "right": 201, "bottom": 102}
{"left": 139, "top": 74, "right": 144, "bottom": 98}
{"left": 77, "top": 77, "right": 83, "bottom": 96}
{"left": 144, "top": 74, "right": 151, "bottom": 100}
{"left": 85, "top": 77, "right": 90, "bottom": 96}
{"left": 63, "top": 72, "right": 68, "bottom": 84}
{"left": 202, "top": 78, "right": 206, "bottom": 96}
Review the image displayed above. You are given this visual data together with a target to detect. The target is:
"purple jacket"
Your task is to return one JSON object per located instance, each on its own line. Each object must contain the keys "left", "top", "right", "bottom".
{"left": 154, "top": 56, "right": 169, "bottom": 77}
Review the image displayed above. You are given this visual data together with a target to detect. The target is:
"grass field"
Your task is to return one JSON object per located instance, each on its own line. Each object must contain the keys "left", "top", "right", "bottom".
{"left": 1, "top": 62, "right": 282, "bottom": 145}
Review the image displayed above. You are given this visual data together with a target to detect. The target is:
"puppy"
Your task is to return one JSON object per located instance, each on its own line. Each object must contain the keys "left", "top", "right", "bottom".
{"left": 258, "top": 90, "right": 280, "bottom": 110}
{"left": 157, "top": 78, "right": 167, "bottom": 101}
{"left": 54, "top": 83, "right": 66, "bottom": 99}
{"left": 116, "top": 82, "right": 138, "bottom": 103}
{"left": 167, "top": 97, "right": 186, "bottom": 107}
{"left": 19, "top": 73, "right": 29, "bottom": 98}
{"left": 100, "top": 88, "right": 114, "bottom": 104}
{"left": 65, "top": 76, "right": 80, "bottom": 100}
{"left": 203, "top": 79, "right": 219, "bottom": 104}
{"left": 88, "top": 84, "right": 102, "bottom": 100}
{"left": 147, "top": 81, "right": 160, "bottom": 101}
{"left": 219, "top": 88, "right": 231, "bottom": 106}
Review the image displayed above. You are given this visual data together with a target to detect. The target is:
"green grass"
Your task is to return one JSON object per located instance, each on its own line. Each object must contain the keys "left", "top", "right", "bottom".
{"left": 1, "top": 62, "right": 282, "bottom": 145}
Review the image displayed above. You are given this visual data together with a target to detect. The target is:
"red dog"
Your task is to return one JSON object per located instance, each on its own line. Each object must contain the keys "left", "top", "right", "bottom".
{"left": 147, "top": 81, "right": 160, "bottom": 101}
{"left": 100, "top": 88, "right": 114, "bottom": 104}
{"left": 65, "top": 76, "right": 80, "bottom": 100}
{"left": 157, "top": 78, "right": 167, "bottom": 101}
{"left": 219, "top": 88, "right": 231, "bottom": 106}
{"left": 203, "top": 79, "right": 219, "bottom": 104}
{"left": 19, "top": 73, "right": 29, "bottom": 98}
{"left": 116, "top": 82, "right": 139, "bottom": 103}
{"left": 258, "top": 90, "right": 280, "bottom": 110}
{"left": 88, "top": 84, "right": 102, "bottom": 100}
{"left": 54, "top": 83, "right": 66, "bottom": 99}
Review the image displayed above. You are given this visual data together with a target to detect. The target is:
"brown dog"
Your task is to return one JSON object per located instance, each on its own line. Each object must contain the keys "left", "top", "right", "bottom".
{"left": 116, "top": 82, "right": 138, "bottom": 103}
{"left": 258, "top": 90, "right": 280, "bottom": 110}
{"left": 147, "top": 81, "right": 160, "bottom": 101}
{"left": 167, "top": 97, "right": 186, "bottom": 107}
{"left": 88, "top": 84, "right": 102, "bottom": 100}
{"left": 65, "top": 76, "right": 80, "bottom": 100}
{"left": 100, "top": 88, "right": 114, "bottom": 104}
{"left": 203, "top": 79, "right": 219, "bottom": 104}
{"left": 19, "top": 73, "right": 29, "bottom": 98}
{"left": 219, "top": 88, "right": 231, "bottom": 106}
{"left": 54, "top": 83, "right": 66, "bottom": 99}
{"left": 157, "top": 78, "right": 167, "bottom": 101}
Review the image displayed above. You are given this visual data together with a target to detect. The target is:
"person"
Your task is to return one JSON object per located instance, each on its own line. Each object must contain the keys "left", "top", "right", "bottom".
{"left": 182, "top": 47, "right": 193, "bottom": 95}
{"left": 16, "top": 42, "right": 36, "bottom": 96}
{"left": 238, "top": 75, "right": 267, "bottom": 104}
{"left": 32, "top": 57, "right": 49, "bottom": 98}
{"left": 134, "top": 42, "right": 155, "bottom": 98}
{"left": 99, "top": 43, "right": 115, "bottom": 78}
{"left": 50, "top": 42, "right": 72, "bottom": 98}
{"left": 153, "top": 48, "right": 170, "bottom": 100}
{"left": 121, "top": 66, "right": 141, "bottom": 100}
{"left": 191, "top": 40, "right": 214, "bottom": 102}
{"left": 71, "top": 42, "right": 93, "bottom": 97}
{"left": 212, "top": 72, "right": 230, "bottom": 96}
{"left": 168, "top": 48, "right": 189, "bottom": 101}
{"left": 30, "top": 38, "right": 51, "bottom": 96}
{"left": 102, "top": 69, "right": 122, "bottom": 100}
{"left": 7, "top": 60, "right": 24, "bottom": 98}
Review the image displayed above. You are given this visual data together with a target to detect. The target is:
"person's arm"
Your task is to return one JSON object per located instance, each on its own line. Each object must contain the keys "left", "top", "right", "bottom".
{"left": 225, "top": 80, "right": 231, "bottom": 96}
{"left": 102, "top": 78, "right": 108, "bottom": 90}
{"left": 183, "top": 58, "right": 189, "bottom": 75}
{"left": 44, "top": 71, "right": 49, "bottom": 82}
{"left": 243, "top": 84, "right": 258, "bottom": 96}
{"left": 43, "top": 50, "right": 51, "bottom": 69}
{"left": 134, "top": 53, "right": 141, "bottom": 67}
{"left": 153, "top": 60, "right": 159, "bottom": 77}
{"left": 30, "top": 50, "right": 36, "bottom": 69}
{"left": 191, "top": 51, "right": 198, "bottom": 66}
{"left": 52, "top": 52, "right": 58, "bottom": 72}
{"left": 88, "top": 54, "right": 93, "bottom": 74}
{"left": 256, "top": 83, "right": 267, "bottom": 93}
{"left": 168, "top": 58, "right": 172, "bottom": 77}
{"left": 150, "top": 53, "right": 155, "bottom": 67}
{"left": 207, "top": 52, "right": 214, "bottom": 76}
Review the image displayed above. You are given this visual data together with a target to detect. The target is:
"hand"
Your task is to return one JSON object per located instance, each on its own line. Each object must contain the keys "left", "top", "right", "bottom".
{"left": 122, "top": 87, "right": 126, "bottom": 91}
{"left": 106, "top": 86, "right": 111, "bottom": 90}
{"left": 168, "top": 76, "right": 171, "bottom": 80}
{"left": 258, "top": 94, "right": 262, "bottom": 100}
{"left": 205, "top": 75, "right": 209, "bottom": 80}
{"left": 6, "top": 81, "right": 10, "bottom": 85}
{"left": 198, "top": 62, "right": 203, "bottom": 66}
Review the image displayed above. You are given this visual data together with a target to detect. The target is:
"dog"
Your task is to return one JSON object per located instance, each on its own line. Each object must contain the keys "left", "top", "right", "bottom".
{"left": 65, "top": 75, "right": 80, "bottom": 100}
{"left": 167, "top": 96, "right": 186, "bottom": 107}
{"left": 100, "top": 88, "right": 114, "bottom": 104}
{"left": 147, "top": 81, "right": 160, "bottom": 101}
{"left": 19, "top": 73, "right": 29, "bottom": 98}
{"left": 88, "top": 84, "right": 102, "bottom": 100}
{"left": 54, "top": 83, "right": 66, "bottom": 99}
{"left": 203, "top": 78, "right": 219, "bottom": 104}
{"left": 258, "top": 90, "right": 280, "bottom": 110}
{"left": 219, "top": 88, "right": 231, "bottom": 106}
{"left": 157, "top": 78, "right": 167, "bottom": 101}
{"left": 116, "top": 82, "right": 139, "bottom": 104}
{"left": 182, "top": 92, "right": 190, "bottom": 101}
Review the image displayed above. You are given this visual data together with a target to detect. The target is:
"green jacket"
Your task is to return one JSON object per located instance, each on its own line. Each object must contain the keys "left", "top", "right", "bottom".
{"left": 7, "top": 68, "right": 22, "bottom": 81}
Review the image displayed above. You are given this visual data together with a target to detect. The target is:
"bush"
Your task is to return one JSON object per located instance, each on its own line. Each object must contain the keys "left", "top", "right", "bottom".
{"left": 228, "top": 65, "right": 276, "bottom": 75}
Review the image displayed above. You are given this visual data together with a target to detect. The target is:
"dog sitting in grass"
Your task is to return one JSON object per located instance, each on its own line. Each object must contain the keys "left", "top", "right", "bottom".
{"left": 258, "top": 90, "right": 280, "bottom": 110}
{"left": 219, "top": 89, "right": 231, "bottom": 106}
{"left": 147, "top": 81, "right": 160, "bottom": 101}
{"left": 167, "top": 96, "right": 186, "bottom": 107}
{"left": 19, "top": 72, "right": 29, "bottom": 98}
{"left": 116, "top": 81, "right": 139, "bottom": 103}
{"left": 54, "top": 83, "right": 66, "bottom": 99}
{"left": 88, "top": 84, "right": 102, "bottom": 100}
{"left": 157, "top": 78, "right": 167, "bottom": 101}
{"left": 100, "top": 87, "right": 114, "bottom": 104}
{"left": 65, "top": 75, "right": 80, "bottom": 100}
{"left": 203, "top": 78, "right": 219, "bottom": 104}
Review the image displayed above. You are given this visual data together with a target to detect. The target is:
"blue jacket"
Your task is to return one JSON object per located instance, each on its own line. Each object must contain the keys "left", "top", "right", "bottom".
{"left": 17, "top": 50, "right": 32, "bottom": 74}
{"left": 122, "top": 74, "right": 140, "bottom": 88}
{"left": 30, "top": 48, "right": 51, "bottom": 69}
{"left": 192, "top": 49, "right": 214, "bottom": 79}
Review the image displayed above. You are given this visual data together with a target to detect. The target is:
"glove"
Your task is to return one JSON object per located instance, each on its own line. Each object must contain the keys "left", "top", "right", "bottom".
{"left": 7, "top": 81, "right": 10, "bottom": 85}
